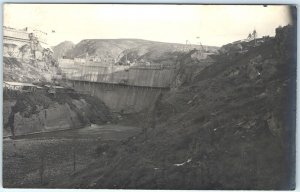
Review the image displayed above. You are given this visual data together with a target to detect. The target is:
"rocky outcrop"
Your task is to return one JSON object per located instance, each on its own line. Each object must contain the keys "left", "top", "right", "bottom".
{"left": 171, "top": 50, "right": 215, "bottom": 89}
{"left": 3, "top": 56, "right": 58, "bottom": 83}
{"left": 3, "top": 91, "right": 112, "bottom": 137}
{"left": 12, "top": 103, "right": 82, "bottom": 136}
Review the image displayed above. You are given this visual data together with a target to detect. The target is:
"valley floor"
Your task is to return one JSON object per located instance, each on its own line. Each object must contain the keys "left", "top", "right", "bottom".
{"left": 3, "top": 124, "right": 141, "bottom": 188}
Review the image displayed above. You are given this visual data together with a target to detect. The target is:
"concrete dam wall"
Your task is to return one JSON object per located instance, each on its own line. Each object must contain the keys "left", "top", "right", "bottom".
{"left": 61, "top": 63, "right": 175, "bottom": 88}
{"left": 71, "top": 81, "right": 167, "bottom": 113}
{"left": 60, "top": 63, "right": 175, "bottom": 113}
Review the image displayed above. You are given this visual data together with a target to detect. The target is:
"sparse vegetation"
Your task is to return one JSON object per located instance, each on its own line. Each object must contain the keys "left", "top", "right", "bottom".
{"left": 45, "top": 25, "right": 296, "bottom": 189}
{"left": 3, "top": 24, "right": 296, "bottom": 190}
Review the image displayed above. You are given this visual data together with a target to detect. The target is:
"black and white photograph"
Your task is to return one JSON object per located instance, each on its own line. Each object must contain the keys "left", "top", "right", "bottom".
{"left": 2, "top": 4, "right": 297, "bottom": 189}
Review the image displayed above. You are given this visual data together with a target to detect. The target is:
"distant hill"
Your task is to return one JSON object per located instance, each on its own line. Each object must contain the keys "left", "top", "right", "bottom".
{"left": 52, "top": 41, "right": 75, "bottom": 59}
{"left": 54, "top": 39, "right": 219, "bottom": 66}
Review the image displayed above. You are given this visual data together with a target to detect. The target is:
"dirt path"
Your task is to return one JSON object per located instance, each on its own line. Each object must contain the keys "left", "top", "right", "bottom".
{"left": 3, "top": 124, "right": 141, "bottom": 188}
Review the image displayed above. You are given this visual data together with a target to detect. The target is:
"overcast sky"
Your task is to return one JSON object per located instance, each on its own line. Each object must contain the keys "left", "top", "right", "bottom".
{"left": 3, "top": 4, "right": 293, "bottom": 46}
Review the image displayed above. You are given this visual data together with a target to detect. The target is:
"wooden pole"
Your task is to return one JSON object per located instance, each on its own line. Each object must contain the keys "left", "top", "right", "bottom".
{"left": 40, "top": 152, "right": 45, "bottom": 185}
{"left": 73, "top": 148, "right": 76, "bottom": 172}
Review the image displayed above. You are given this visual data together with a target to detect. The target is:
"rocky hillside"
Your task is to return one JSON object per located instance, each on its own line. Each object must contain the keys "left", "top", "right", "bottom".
{"left": 3, "top": 57, "right": 58, "bottom": 83}
{"left": 52, "top": 25, "right": 296, "bottom": 189}
{"left": 54, "top": 38, "right": 218, "bottom": 66}
{"left": 52, "top": 41, "right": 75, "bottom": 59}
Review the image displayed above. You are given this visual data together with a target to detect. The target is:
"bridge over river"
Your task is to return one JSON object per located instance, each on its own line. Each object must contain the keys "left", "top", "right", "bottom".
{"left": 59, "top": 60, "right": 176, "bottom": 113}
